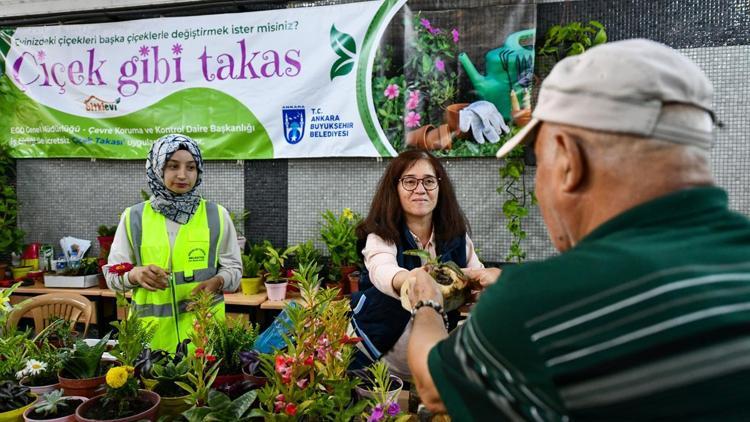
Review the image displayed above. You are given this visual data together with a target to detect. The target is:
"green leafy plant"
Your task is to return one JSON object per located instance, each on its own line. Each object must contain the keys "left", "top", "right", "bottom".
{"left": 61, "top": 333, "right": 112, "bottom": 379}
{"left": 320, "top": 208, "right": 362, "bottom": 281}
{"left": 262, "top": 244, "right": 297, "bottom": 283}
{"left": 29, "top": 389, "right": 84, "bottom": 419}
{"left": 538, "top": 20, "right": 607, "bottom": 64}
{"left": 58, "top": 257, "right": 99, "bottom": 276}
{"left": 229, "top": 209, "right": 250, "bottom": 238}
{"left": 110, "top": 293, "right": 156, "bottom": 366}
{"left": 0, "top": 333, "right": 28, "bottom": 381}
{"left": 183, "top": 389, "right": 261, "bottom": 422}
{"left": 97, "top": 224, "right": 117, "bottom": 237}
{"left": 241, "top": 254, "right": 261, "bottom": 278}
{"left": 0, "top": 380, "right": 34, "bottom": 412}
{"left": 207, "top": 316, "right": 258, "bottom": 375}
{"left": 0, "top": 282, "right": 25, "bottom": 338}
{"left": 497, "top": 144, "right": 535, "bottom": 263}
{"left": 151, "top": 359, "right": 191, "bottom": 398}
{"left": 293, "top": 240, "right": 322, "bottom": 271}
{"left": 0, "top": 142, "right": 25, "bottom": 257}
{"left": 176, "top": 348, "right": 221, "bottom": 407}
{"left": 257, "top": 262, "right": 368, "bottom": 420}
{"left": 40, "top": 317, "right": 77, "bottom": 349}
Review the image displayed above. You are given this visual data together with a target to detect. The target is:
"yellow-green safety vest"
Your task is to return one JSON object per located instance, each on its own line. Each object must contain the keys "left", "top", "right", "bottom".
{"left": 125, "top": 199, "right": 225, "bottom": 352}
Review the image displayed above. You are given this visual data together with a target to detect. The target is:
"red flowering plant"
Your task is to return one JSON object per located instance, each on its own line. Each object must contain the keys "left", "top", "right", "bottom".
{"left": 108, "top": 263, "right": 156, "bottom": 367}
{"left": 258, "top": 262, "right": 369, "bottom": 420}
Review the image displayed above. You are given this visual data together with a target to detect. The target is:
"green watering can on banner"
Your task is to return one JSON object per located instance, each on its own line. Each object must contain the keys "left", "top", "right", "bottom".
{"left": 459, "top": 29, "right": 536, "bottom": 121}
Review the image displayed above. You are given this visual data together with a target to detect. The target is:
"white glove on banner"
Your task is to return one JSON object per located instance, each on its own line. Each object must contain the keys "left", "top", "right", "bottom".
{"left": 459, "top": 101, "right": 510, "bottom": 144}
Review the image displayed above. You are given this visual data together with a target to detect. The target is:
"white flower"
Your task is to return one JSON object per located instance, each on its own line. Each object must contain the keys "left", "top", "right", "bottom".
{"left": 24, "top": 359, "right": 48, "bottom": 376}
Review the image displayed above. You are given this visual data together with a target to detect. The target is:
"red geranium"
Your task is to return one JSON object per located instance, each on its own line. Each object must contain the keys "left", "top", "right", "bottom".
{"left": 206, "top": 354, "right": 217, "bottom": 363}
{"left": 285, "top": 403, "right": 297, "bottom": 416}
{"left": 108, "top": 262, "right": 134, "bottom": 276}
{"left": 195, "top": 348, "right": 205, "bottom": 358}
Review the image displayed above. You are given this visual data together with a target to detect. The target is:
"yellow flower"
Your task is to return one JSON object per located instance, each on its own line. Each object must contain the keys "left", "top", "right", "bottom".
{"left": 124, "top": 365, "right": 135, "bottom": 374}
{"left": 342, "top": 208, "right": 354, "bottom": 220}
{"left": 106, "top": 366, "right": 130, "bottom": 389}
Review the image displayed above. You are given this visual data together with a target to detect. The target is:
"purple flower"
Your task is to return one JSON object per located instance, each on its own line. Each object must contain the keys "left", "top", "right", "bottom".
{"left": 452, "top": 28, "right": 460, "bottom": 43}
{"left": 387, "top": 402, "right": 400, "bottom": 416}
{"left": 435, "top": 58, "right": 445, "bottom": 72}
{"left": 384, "top": 84, "right": 400, "bottom": 100}
{"left": 406, "top": 90, "right": 420, "bottom": 110}
{"left": 367, "top": 404, "right": 385, "bottom": 422}
{"left": 138, "top": 45, "right": 150, "bottom": 57}
{"left": 420, "top": 18, "right": 431, "bottom": 29}
{"left": 429, "top": 27, "right": 441, "bottom": 35}
{"left": 405, "top": 111, "right": 421, "bottom": 128}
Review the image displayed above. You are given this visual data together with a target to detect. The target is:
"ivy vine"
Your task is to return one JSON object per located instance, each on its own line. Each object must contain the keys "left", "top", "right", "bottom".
{"left": 497, "top": 145, "right": 534, "bottom": 263}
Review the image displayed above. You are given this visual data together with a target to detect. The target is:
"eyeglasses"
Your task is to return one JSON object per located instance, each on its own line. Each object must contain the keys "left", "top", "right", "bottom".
{"left": 399, "top": 176, "right": 440, "bottom": 191}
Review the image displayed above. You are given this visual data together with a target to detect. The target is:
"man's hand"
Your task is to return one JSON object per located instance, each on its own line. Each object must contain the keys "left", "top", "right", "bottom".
{"left": 128, "top": 264, "right": 169, "bottom": 291}
{"left": 407, "top": 269, "right": 443, "bottom": 308}
{"left": 464, "top": 267, "right": 502, "bottom": 288}
{"left": 191, "top": 277, "right": 224, "bottom": 295}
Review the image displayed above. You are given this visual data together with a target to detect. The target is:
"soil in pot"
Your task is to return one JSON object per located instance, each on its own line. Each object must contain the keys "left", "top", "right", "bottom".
{"left": 25, "top": 398, "right": 84, "bottom": 421}
{"left": 76, "top": 390, "right": 159, "bottom": 422}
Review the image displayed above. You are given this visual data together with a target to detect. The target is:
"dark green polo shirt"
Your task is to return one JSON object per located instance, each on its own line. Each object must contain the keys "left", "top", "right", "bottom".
{"left": 428, "top": 187, "right": 750, "bottom": 421}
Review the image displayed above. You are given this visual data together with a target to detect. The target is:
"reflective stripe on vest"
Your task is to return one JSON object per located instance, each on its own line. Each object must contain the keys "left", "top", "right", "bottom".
{"left": 124, "top": 199, "right": 224, "bottom": 351}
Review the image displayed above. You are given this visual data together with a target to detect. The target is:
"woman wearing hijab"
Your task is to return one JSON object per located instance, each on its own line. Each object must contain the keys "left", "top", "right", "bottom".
{"left": 104, "top": 134, "right": 242, "bottom": 352}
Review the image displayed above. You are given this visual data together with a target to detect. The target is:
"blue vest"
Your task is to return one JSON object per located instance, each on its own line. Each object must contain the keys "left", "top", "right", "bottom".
{"left": 350, "top": 225, "right": 467, "bottom": 359}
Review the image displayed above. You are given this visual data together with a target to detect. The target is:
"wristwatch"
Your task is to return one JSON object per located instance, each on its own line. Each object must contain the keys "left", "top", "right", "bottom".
{"left": 411, "top": 299, "right": 449, "bottom": 329}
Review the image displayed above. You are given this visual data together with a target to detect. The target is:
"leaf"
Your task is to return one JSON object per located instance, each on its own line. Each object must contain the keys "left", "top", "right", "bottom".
{"left": 593, "top": 28, "right": 607, "bottom": 45}
{"left": 567, "top": 42, "right": 585, "bottom": 56}
{"left": 330, "top": 25, "right": 356, "bottom": 59}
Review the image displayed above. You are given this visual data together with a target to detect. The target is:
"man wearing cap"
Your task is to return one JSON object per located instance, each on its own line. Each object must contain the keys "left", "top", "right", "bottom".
{"left": 406, "top": 39, "right": 750, "bottom": 420}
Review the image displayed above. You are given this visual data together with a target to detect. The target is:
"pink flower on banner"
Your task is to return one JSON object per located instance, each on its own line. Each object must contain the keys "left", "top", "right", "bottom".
{"left": 406, "top": 90, "right": 420, "bottom": 110}
{"left": 384, "top": 84, "right": 400, "bottom": 100}
{"left": 405, "top": 111, "right": 421, "bottom": 128}
{"left": 420, "top": 18, "right": 431, "bottom": 30}
{"left": 452, "top": 28, "right": 460, "bottom": 43}
{"left": 435, "top": 58, "right": 445, "bottom": 72}
{"left": 171, "top": 43, "right": 183, "bottom": 55}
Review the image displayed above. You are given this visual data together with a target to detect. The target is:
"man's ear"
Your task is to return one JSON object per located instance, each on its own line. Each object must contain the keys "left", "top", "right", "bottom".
{"left": 554, "top": 131, "right": 585, "bottom": 193}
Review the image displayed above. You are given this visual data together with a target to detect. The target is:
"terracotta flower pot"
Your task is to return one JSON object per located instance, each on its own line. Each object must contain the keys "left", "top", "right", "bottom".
{"left": 75, "top": 390, "right": 160, "bottom": 422}
{"left": 424, "top": 124, "right": 453, "bottom": 150}
{"left": 348, "top": 271, "right": 361, "bottom": 293}
{"left": 512, "top": 108, "right": 532, "bottom": 127}
{"left": 338, "top": 265, "right": 358, "bottom": 295}
{"left": 58, "top": 361, "right": 115, "bottom": 398}
{"left": 0, "top": 395, "right": 37, "bottom": 422}
{"left": 24, "top": 396, "right": 87, "bottom": 422}
{"left": 406, "top": 125, "right": 434, "bottom": 149}
{"left": 444, "top": 103, "right": 470, "bottom": 138}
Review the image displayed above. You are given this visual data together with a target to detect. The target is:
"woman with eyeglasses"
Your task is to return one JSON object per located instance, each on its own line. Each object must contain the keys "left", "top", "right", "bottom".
{"left": 349, "top": 149, "right": 486, "bottom": 378}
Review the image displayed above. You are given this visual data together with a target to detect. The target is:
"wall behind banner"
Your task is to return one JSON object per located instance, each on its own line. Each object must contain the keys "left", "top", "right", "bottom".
{"left": 9, "top": 0, "right": 750, "bottom": 265}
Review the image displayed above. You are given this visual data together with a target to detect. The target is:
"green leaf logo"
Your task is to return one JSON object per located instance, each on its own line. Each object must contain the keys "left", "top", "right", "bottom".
{"left": 330, "top": 25, "right": 357, "bottom": 80}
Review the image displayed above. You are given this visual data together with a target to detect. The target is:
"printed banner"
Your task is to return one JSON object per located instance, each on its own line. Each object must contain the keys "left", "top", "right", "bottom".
{"left": 0, "top": 0, "right": 536, "bottom": 159}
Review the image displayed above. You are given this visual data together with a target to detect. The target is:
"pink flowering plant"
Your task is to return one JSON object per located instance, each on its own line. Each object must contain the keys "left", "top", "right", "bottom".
{"left": 258, "top": 263, "right": 369, "bottom": 420}
{"left": 372, "top": 12, "right": 460, "bottom": 151}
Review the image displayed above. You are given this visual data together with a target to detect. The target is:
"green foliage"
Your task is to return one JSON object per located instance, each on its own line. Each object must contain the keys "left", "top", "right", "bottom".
{"left": 372, "top": 69, "right": 406, "bottom": 150}
{"left": 0, "top": 141, "right": 25, "bottom": 256}
{"left": 263, "top": 244, "right": 297, "bottom": 282}
{"left": 537, "top": 20, "right": 607, "bottom": 73}
{"left": 294, "top": 240, "right": 322, "bottom": 271}
{"left": 0, "top": 380, "right": 34, "bottom": 412}
{"left": 39, "top": 317, "right": 76, "bottom": 348}
{"left": 241, "top": 254, "right": 260, "bottom": 278}
{"left": 320, "top": 209, "right": 361, "bottom": 280}
{"left": 0, "top": 282, "right": 25, "bottom": 338}
{"left": 31, "top": 389, "right": 78, "bottom": 418}
{"left": 497, "top": 144, "right": 532, "bottom": 263}
{"left": 58, "top": 257, "right": 99, "bottom": 276}
{"left": 229, "top": 209, "right": 250, "bottom": 237}
{"left": 175, "top": 352, "right": 221, "bottom": 407}
{"left": 152, "top": 359, "right": 191, "bottom": 398}
{"left": 97, "top": 224, "right": 117, "bottom": 237}
{"left": 110, "top": 295, "right": 157, "bottom": 366}
{"left": 61, "top": 332, "right": 111, "bottom": 379}
{"left": 182, "top": 389, "right": 261, "bottom": 422}
{"left": 0, "top": 333, "right": 28, "bottom": 381}
{"left": 101, "top": 368, "right": 140, "bottom": 419}
{"left": 207, "top": 316, "right": 258, "bottom": 375}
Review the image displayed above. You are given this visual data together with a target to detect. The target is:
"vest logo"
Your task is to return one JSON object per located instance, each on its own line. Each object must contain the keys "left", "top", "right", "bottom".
{"left": 282, "top": 105, "right": 305, "bottom": 144}
{"left": 187, "top": 248, "right": 207, "bottom": 263}
{"left": 83, "top": 95, "right": 120, "bottom": 112}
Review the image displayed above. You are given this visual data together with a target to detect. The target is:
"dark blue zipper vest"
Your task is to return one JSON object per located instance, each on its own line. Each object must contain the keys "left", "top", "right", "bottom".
{"left": 350, "top": 224, "right": 466, "bottom": 359}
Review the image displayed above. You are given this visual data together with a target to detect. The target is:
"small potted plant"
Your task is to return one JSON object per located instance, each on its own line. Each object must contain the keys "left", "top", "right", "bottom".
{"left": 17, "top": 356, "right": 61, "bottom": 396}
{"left": 22, "top": 389, "right": 87, "bottom": 422}
{"left": 0, "top": 380, "right": 37, "bottom": 422}
{"left": 320, "top": 208, "right": 362, "bottom": 294}
{"left": 75, "top": 365, "right": 160, "bottom": 422}
{"left": 240, "top": 255, "right": 262, "bottom": 296}
{"left": 262, "top": 244, "right": 297, "bottom": 301}
{"left": 150, "top": 359, "right": 191, "bottom": 418}
{"left": 355, "top": 361, "right": 407, "bottom": 422}
{"left": 57, "top": 334, "right": 113, "bottom": 398}
{"left": 208, "top": 317, "right": 258, "bottom": 389}
{"left": 38, "top": 318, "right": 77, "bottom": 349}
